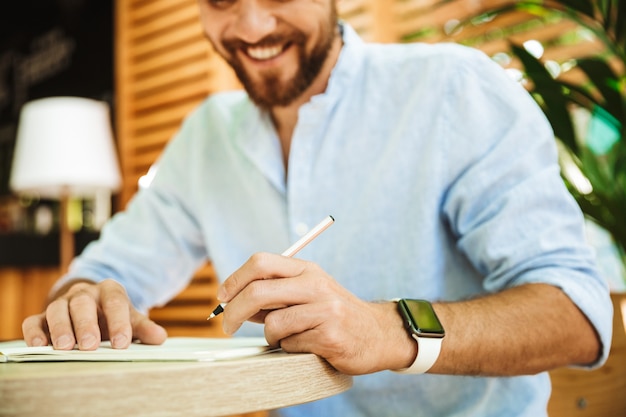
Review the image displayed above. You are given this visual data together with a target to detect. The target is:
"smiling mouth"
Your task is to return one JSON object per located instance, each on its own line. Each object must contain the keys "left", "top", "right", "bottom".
{"left": 246, "top": 44, "right": 287, "bottom": 61}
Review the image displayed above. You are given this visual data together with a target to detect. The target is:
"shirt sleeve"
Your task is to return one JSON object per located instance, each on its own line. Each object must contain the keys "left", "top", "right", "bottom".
{"left": 440, "top": 48, "right": 613, "bottom": 368}
{"left": 53, "top": 123, "right": 209, "bottom": 313}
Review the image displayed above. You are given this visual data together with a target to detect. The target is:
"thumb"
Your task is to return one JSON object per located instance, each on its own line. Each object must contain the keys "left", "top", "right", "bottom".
{"left": 130, "top": 309, "right": 168, "bottom": 345}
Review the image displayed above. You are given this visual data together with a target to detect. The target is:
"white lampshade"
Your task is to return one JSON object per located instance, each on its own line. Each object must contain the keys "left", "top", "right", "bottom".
{"left": 10, "top": 96, "right": 121, "bottom": 199}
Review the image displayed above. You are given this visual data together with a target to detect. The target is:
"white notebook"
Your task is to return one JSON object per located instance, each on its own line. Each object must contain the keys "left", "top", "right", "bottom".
{"left": 0, "top": 337, "right": 277, "bottom": 363}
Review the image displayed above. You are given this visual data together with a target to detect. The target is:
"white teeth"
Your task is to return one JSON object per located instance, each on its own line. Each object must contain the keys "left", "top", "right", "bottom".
{"left": 247, "top": 45, "right": 283, "bottom": 60}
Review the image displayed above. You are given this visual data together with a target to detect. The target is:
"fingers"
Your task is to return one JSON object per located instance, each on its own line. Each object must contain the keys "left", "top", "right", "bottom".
{"left": 219, "top": 253, "right": 323, "bottom": 335}
{"left": 218, "top": 253, "right": 306, "bottom": 302}
{"left": 99, "top": 279, "right": 167, "bottom": 347}
{"left": 263, "top": 303, "right": 322, "bottom": 347}
{"left": 67, "top": 288, "right": 101, "bottom": 350}
{"left": 21, "top": 278, "right": 165, "bottom": 351}
{"left": 264, "top": 301, "right": 404, "bottom": 375}
{"left": 221, "top": 274, "right": 322, "bottom": 335}
{"left": 263, "top": 299, "right": 350, "bottom": 351}
{"left": 47, "top": 282, "right": 100, "bottom": 350}
{"left": 22, "top": 313, "right": 50, "bottom": 347}
{"left": 99, "top": 280, "right": 133, "bottom": 348}
{"left": 263, "top": 301, "right": 366, "bottom": 375}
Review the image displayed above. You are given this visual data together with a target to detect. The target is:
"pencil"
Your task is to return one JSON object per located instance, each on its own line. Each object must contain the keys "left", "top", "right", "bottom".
{"left": 207, "top": 215, "right": 335, "bottom": 320}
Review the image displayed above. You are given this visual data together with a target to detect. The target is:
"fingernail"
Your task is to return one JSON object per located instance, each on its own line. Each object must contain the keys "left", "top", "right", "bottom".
{"left": 217, "top": 287, "right": 227, "bottom": 302}
{"left": 55, "top": 335, "right": 74, "bottom": 350}
{"left": 31, "top": 337, "right": 45, "bottom": 347}
{"left": 111, "top": 334, "right": 128, "bottom": 349}
{"left": 79, "top": 334, "right": 97, "bottom": 350}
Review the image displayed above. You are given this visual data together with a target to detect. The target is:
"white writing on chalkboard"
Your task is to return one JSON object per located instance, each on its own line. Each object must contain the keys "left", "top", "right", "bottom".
{"left": 0, "top": 28, "right": 75, "bottom": 115}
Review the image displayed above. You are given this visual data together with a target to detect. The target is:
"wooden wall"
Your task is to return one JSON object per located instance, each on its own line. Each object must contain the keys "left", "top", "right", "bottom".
{"left": 0, "top": 267, "right": 59, "bottom": 341}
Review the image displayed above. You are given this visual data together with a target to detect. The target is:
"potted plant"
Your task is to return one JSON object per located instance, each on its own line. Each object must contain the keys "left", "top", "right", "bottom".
{"left": 450, "top": 0, "right": 625, "bottom": 283}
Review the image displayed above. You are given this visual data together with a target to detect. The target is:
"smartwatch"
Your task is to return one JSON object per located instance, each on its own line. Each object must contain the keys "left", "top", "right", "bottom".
{"left": 394, "top": 299, "right": 445, "bottom": 374}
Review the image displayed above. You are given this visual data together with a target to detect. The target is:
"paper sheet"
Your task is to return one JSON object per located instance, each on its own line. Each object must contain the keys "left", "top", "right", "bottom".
{"left": 0, "top": 337, "right": 277, "bottom": 362}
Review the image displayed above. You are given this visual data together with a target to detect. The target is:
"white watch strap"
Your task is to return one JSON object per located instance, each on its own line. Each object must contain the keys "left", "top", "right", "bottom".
{"left": 394, "top": 333, "right": 442, "bottom": 374}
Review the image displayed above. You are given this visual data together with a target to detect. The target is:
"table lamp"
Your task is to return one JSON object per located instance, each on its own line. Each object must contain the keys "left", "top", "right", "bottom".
{"left": 9, "top": 96, "right": 121, "bottom": 272}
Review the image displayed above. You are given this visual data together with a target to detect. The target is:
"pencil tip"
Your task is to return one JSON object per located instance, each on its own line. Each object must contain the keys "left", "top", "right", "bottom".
{"left": 206, "top": 314, "right": 215, "bottom": 320}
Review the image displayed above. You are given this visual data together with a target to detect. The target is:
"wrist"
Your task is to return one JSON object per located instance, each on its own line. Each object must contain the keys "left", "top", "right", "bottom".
{"left": 374, "top": 301, "right": 418, "bottom": 371}
{"left": 372, "top": 301, "right": 417, "bottom": 371}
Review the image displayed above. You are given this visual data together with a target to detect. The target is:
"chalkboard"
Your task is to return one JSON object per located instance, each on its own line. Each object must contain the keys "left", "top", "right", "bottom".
{"left": 0, "top": 0, "right": 113, "bottom": 196}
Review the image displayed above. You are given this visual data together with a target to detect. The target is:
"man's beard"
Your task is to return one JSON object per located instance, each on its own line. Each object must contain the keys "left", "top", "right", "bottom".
{"left": 220, "top": 21, "right": 338, "bottom": 109}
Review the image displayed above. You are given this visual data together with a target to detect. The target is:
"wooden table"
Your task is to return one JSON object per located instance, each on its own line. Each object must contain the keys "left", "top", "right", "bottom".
{"left": 0, "top": 351, "right": 352, "bottom": 417}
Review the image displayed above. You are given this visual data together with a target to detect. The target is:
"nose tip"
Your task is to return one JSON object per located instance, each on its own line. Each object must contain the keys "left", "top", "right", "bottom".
{"left": 232, "top": 4, "right": 277, "bottom": 44}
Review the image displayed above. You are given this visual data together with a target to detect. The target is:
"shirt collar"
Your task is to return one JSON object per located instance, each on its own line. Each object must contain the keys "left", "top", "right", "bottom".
{"left": 307, "top": 22, "right": 365, "bottom": 107}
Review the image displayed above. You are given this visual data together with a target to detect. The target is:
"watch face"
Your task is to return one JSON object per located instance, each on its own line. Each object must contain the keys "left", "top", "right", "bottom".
{"left": 399, "top": 299, "right": 445, "bottom": 338}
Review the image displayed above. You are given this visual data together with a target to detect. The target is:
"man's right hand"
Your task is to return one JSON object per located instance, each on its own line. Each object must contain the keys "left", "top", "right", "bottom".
{"left": 22, "top": 279, "right": 167, "bottom": 350}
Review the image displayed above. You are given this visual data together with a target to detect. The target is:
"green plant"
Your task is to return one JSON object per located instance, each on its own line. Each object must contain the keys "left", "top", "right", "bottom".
{"left": 463, "top": 0, "right": 626, "bottom": 265}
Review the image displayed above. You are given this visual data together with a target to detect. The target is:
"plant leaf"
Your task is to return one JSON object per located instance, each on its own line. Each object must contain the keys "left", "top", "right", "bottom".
{"left": 616, "top": 0, "right": 626, "bottom": 51}
{"left": 576, "top": 58, "right": 624, "bottom": 121}
{"left": 511, "top": 43, "right": 579, "bottom": 153}
{"left": 547, "top": 0, "right": 596, "bottom": 19}
{"left": 557, "top": 80, "right": 601, "bottom": 109}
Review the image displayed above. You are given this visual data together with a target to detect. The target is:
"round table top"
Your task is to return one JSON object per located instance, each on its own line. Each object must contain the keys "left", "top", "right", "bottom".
{"left": 0, "top": 351, "right": 352, "bottom": 416}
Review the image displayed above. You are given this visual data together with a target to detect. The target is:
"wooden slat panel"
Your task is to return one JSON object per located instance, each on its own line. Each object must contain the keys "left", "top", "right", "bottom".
{"left": 507, "top": 20, "right": 579, "bottom": 45}
{"left": 128, "top": 134, "right": 172, "bottom": 157}
{"left": 130, "top": 0, "right": 193, "bottom": 24}
{"left": 132, "top": 41, "right": 209, "bottom": 78}
{"left": 120, "top": 183, "right": 141, "bottom": 203}
{"left": 133, "top": 59, "right": 210, "bottom": 98}
{"left": 133, "top": 80, "right": 210, "bottom": 115}
{"left": 115, "top": 0, "right": 136, "bottom": 208}
{"left": 343, "top": 12, "right": 375, "bottom": 40}
{"left": 131, "top": 125, "right": 179, "bottom": 152}
{"left": 394, "top": 0, "right": 514, "bottom": 18}
{"left": 366, "top": 0, "right": 395, "bottom": 43}
{"left": 0, "top": 270, "right": 22, "bottom": 341}
{"left": 394, "top": 0, "right": 516, "bottom": 41}
{"left": 460, "top": 23, "right": 581, "bottom": 58}
{"left": 130, "top": 149, "right": 168, "bottom": 171}
{"left": 131, "top": 23, "right": 205, "bottom": 60}
{"left": 174, "top": 284, "right": 217, "bottom": 302}
{"left": 0, "top": 267, "right": 59, "bottom": 341}
{"left": 542, "top": 40, "right": 605, "bottom": 63}
{"left": 131, "top": 1, "right": 200, "bottom": 41}
{"left": 162, "top": 326, "right": 224, "bottom": 337}
{"left": 448, "top": 12, "right": 541, "bottom": 44}
{"left": 132, "top": 99, "right": 201, "bottom": 132}
{"left": 150, "top": 305, "right": 215, "bottom": 322}
{"left": 337, "top": 0, "right": 369, "bottom": 16}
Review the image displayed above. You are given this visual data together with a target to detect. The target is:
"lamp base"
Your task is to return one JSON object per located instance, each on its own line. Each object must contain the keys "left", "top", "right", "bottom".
{"left": 59, "top": 193, "right": 74, "bottom": 273}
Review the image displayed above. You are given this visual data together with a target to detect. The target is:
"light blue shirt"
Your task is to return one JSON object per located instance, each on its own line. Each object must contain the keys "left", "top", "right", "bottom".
{"left": 61, "top": 25, "right": 612, "bottom": 417}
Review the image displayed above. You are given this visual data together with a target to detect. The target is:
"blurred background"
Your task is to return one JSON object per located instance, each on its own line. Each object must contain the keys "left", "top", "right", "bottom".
{"left": 0, "top": 0, "right": 113, "bottom": 263}
{"left": 0, "top": 2, "right": 624, "bottom": 416}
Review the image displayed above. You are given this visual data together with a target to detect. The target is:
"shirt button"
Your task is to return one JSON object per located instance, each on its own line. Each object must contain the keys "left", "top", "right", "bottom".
{"left": 295, "top": 222, "right": 309, "bottom": 236}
